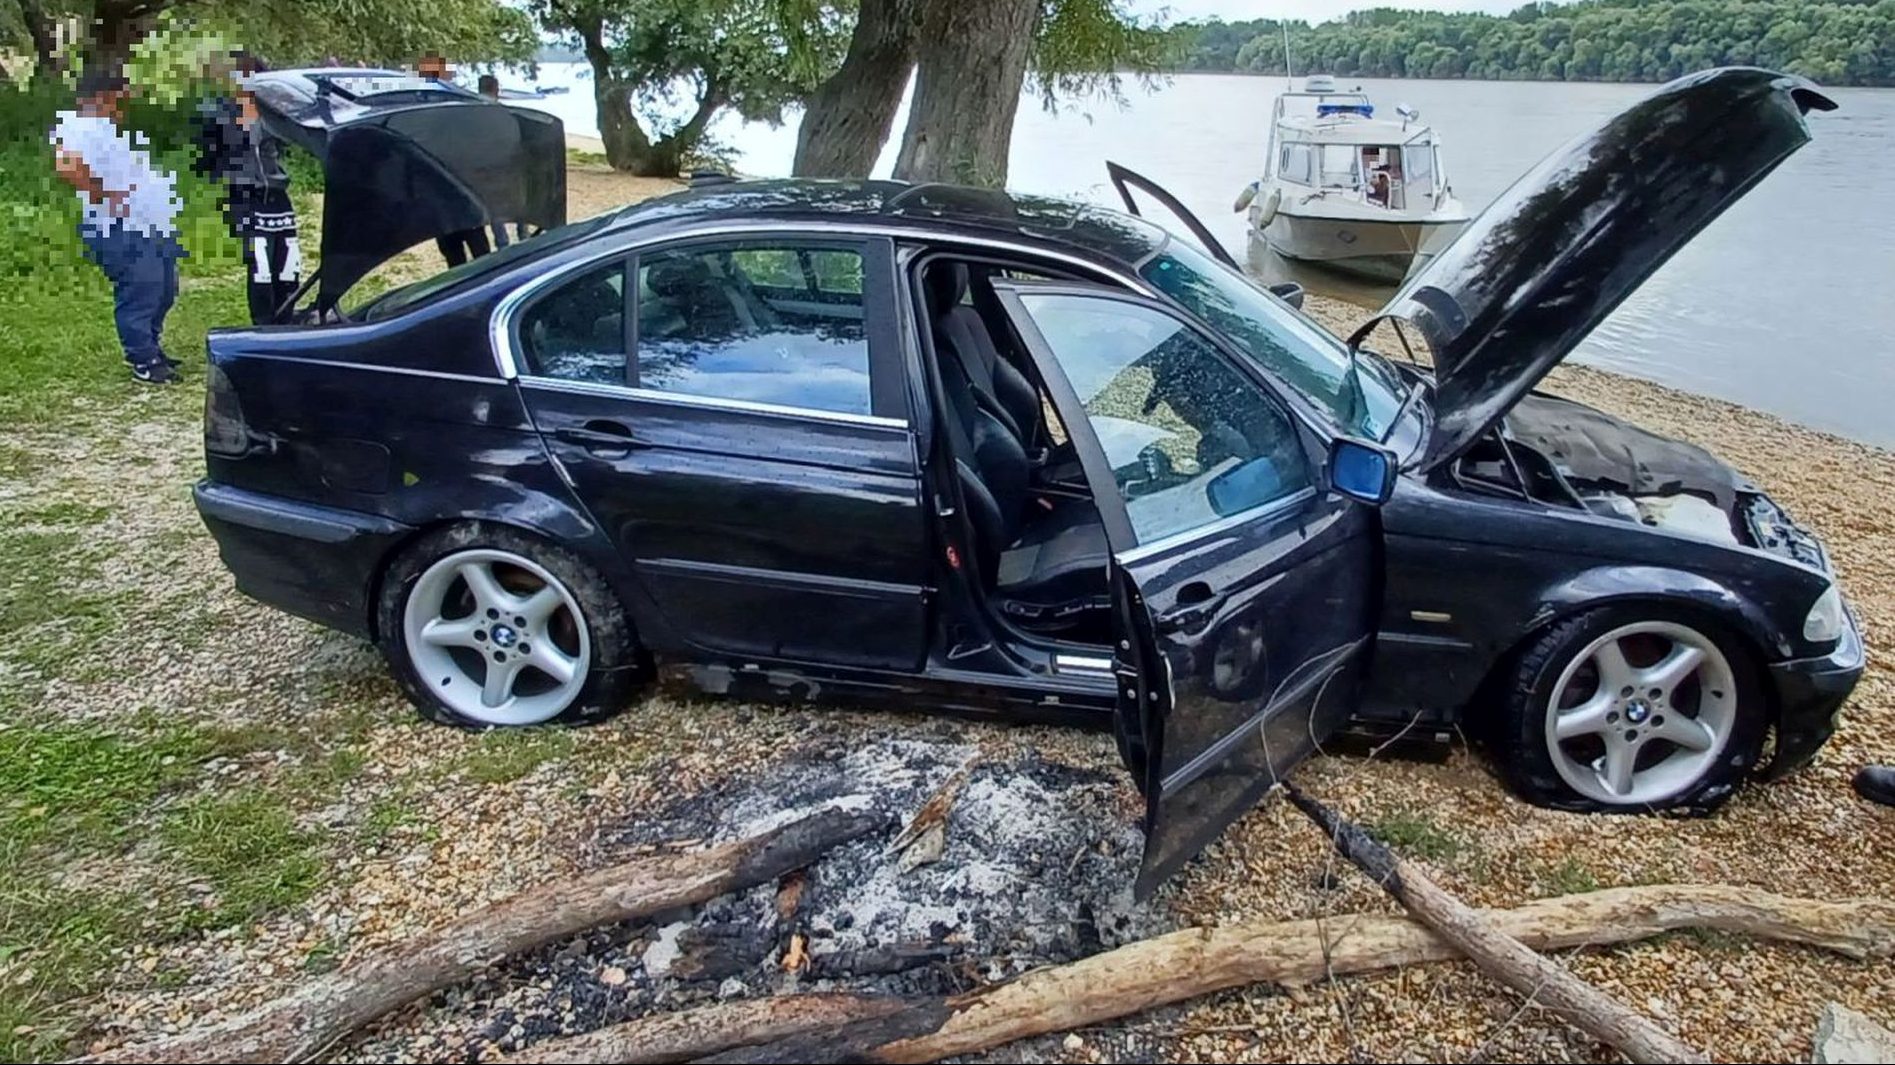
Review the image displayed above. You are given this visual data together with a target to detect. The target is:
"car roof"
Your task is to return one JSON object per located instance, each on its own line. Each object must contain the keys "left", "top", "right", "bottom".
{"left": 599, "top": 178, "right": 1173, "bottom": 268}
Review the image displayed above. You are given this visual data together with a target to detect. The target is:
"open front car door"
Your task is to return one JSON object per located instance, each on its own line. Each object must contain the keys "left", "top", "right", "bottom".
{"left": 989, "top": 279, "right": 1385, "bottom": 897}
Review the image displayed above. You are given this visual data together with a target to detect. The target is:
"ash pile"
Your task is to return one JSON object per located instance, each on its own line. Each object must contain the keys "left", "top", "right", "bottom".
{"left": 440, "top": 728, "right": 1171, "bottom": 1058}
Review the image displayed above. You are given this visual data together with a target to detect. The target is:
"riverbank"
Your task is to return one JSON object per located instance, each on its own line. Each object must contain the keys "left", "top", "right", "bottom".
{"left": 3, "top": 169, "right": 1890, "bottom": 1063}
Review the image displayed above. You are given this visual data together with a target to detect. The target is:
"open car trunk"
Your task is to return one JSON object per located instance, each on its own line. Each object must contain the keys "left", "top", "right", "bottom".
{"left": 250, "top": 68, "right": 567, "bottom": 319}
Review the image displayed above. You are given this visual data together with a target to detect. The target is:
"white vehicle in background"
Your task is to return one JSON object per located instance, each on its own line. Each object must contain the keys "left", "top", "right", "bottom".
{"left": 1237, "top": 75, "right": 1470, "bottom": 280}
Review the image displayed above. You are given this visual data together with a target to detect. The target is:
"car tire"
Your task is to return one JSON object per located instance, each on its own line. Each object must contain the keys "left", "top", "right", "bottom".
{"left": 375, "top": 523, "right": 643, "bottom": 729}
{"left": 1497, "top": 604, "right": 1767, "bottom": 815}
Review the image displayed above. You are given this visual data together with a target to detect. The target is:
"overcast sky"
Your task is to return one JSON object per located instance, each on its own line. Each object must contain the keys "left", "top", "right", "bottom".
{"left": 1127, "top": 0, "right": 1524, "bottom": 23}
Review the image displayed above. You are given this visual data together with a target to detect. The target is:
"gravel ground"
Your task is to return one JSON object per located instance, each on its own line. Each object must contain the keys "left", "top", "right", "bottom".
{"left": 16, "top": 178, "right": 1893, "bottom": 1062}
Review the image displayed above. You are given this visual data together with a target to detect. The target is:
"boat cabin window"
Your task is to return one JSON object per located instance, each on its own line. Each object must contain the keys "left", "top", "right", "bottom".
{"left": 1403, "top": 145, "right": 1438, "bottom": 204}
{"left": 1318, "top": 144, "right": 1361, "bottom": 189}
{"left": 1279, "top": 142, "right": 1314, "bottom": 186}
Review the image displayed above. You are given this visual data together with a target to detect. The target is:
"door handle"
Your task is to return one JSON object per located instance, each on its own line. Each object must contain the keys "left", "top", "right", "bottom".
{"left": 554, "top": 420, "right": 643, "bottom": 453}
{"left": 1154, "top": 582, "right": 1228, "bottom": 633}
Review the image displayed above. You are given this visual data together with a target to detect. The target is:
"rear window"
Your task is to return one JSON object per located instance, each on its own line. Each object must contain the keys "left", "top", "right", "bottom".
{"left": 359, "top": 214, "right": 617, "bottom": 321}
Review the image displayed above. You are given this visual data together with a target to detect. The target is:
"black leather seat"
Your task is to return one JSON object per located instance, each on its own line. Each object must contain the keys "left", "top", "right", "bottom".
{"left": 926, "top": 265, "right": 1043, "bottom": 443}
{"left": 925, "top": 263, "right": 1110, "bottom": 627}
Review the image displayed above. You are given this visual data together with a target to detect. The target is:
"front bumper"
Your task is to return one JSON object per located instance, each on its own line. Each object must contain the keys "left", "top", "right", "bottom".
{"left": 1762, "top": 607, "right": 1865, "bottom": 779}
{"left": 194, "top": 480, "right": 413, "bottom": 638}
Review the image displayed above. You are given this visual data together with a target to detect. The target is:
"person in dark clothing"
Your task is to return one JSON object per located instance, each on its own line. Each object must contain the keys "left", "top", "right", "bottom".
{"left": 193, "top": 52, "right": 301, "bottom": 324}
{"left": 420, "top": 53, "right": 492, "bottom": 267}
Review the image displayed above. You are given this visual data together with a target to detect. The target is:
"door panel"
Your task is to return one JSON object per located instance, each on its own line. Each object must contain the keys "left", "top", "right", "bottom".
{"left": 1119, "top": 494, "right": 1374, "bottom": 896}
{"left": 994, "top": 280, "right": 1378, "bottom": 897}
{"left": 513, "top": 234, "right": 928, "bottom": 672}
{"left": 525, "top": 382, "right": 929, "bottom": 669}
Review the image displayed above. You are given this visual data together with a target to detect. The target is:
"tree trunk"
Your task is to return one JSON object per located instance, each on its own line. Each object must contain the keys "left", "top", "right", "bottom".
{"left": 890, "top": 0, "right": 1038, "bottom": 186}
{"left": 77, "top": 808, "right": 885, "bottom": 1065}
{"left": 19, "top": 0, "right": 63, "bottom": 79}
{"left": 643, "top": 884, "right": 1895, "bottom": 1063}
{"left": 1287, "top": 785, "right": 1707, "bottom": 1064}
{"left": 86, "top": 0, "right": 164, "bottom": 75}
{"left": 792, "top": 0, "right": 919, "bottom": 178}
{"left": 644, "top": 77, "right": 727, "bottom": 177}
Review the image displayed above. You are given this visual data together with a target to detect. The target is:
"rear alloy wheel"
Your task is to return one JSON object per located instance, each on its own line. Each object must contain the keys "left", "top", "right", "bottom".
{"left": 377, "top": 525, "right": 642, "bottom": 728}
{"left": 404, "top": 550, "right": 590, "bottom": 726}
{"left": 1500, "top": 607, "right": 1765, "bottom": 814}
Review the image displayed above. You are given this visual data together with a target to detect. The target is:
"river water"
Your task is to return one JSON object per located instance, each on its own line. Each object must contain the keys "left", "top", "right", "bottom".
{"left": 502, "top": 68, "right": 1894, "bottom": 447}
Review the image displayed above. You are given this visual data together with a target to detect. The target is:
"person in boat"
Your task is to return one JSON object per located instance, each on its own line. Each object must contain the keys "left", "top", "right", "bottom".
{"left": 1367, "top": 167, "right": 1392, "bottom": 207}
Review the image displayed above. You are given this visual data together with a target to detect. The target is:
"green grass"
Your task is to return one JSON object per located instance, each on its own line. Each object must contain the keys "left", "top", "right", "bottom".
{"left": 0, "top": 721, "right": 216, "bottom": 1060}
{"left": 160, "top": 791, "right": 324, "bottom": 929}
{"left": 0, "top": 722, "right": 212, "bottom": 849}
{"left": 455, "top": 728, "right": 579, "bottom": 785}
{"left": 1364, "top": 808, "right": 1468, "bottom": 864}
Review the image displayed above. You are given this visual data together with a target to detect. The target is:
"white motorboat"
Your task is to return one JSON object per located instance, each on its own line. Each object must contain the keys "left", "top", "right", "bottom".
{"left": 1236, "top": 75, "right": 1470, "bottom": 281}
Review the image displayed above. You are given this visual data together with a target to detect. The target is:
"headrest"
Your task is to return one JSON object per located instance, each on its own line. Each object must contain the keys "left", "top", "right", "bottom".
{"left": 645, "top": 255, "right": 711, "bottom": 299}
{"left": 924, "top": 262, "right": 969, "bottom": 311}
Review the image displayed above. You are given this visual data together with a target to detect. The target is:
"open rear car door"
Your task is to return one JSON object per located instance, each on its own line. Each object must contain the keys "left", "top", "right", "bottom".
{"left": 987, "top": 279, "right": 1382, "bottom": 897}
{"left": 1105, "top": 161, "right": 1241, "bottom": 269}
{"left": 1106, "top": 161, "right": 1305, "bottom": 308}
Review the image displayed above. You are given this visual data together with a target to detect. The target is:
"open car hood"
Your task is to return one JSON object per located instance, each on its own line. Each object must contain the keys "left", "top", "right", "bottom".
{"left": 1349, "top": 67, "right": 1835, "bottom": 472}
{"left": 251, "top": 69, "right": 567, "bottom": 310}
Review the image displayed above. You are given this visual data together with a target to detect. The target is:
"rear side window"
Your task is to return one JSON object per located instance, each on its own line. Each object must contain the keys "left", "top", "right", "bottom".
{"left": 635, "top": 242, "right": 871, "bottom": 417}
{"left": 518, "top": 260, "right": 627, "bottom": 384}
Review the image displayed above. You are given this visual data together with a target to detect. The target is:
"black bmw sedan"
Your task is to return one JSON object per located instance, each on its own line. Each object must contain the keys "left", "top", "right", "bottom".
{"left": 197, "top": 67, "right": 1860, "bottom": 895}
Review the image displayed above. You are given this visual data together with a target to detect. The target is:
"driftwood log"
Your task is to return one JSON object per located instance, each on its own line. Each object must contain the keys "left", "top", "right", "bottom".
{"left": 1286, "top": 785, "right": 1706, "bottom": 1064}
{"left": 514, "top": 882, "right": 1895, "bottom": 1062}
{"left": 78, "top": 807, "right": 885, "bottom": 1065}
{"left": 508, "top": 993, "right": 911, "bottom": 1063}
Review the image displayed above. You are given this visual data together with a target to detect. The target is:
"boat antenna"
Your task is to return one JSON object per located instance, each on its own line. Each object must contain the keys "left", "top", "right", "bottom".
{"left": 1281, "top": 20, "right": 1293, "bottom": 91}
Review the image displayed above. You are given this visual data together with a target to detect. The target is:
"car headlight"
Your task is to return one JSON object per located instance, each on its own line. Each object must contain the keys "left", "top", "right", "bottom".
{"left": 1804, "top": 584, "right": 1847, "bottom": 643}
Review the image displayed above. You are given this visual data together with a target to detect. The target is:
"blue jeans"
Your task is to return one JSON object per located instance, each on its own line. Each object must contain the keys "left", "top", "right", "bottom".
{"left": 81, "top": 226, "right": 182, "bottom": 369}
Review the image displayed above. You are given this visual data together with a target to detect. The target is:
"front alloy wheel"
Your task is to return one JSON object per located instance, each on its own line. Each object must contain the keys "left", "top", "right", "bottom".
{"left": 1500, "top": 606, "right": 1765, "bottom": 814}
{"left": 1543, "top": 621, "right": 1737, "bottom": 806}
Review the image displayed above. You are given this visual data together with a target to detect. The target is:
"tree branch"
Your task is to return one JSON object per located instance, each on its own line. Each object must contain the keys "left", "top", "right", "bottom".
{"left": 1285, "top": 784, "right": 1708, "bottom": 1064}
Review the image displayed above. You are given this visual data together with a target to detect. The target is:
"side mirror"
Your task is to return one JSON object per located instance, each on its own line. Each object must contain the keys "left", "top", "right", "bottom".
{"left": 1328, "top": 436, "right": 1397, "bottom": 506}
{"left": 1269, "top": 282, "right": 1305, "bottom": 309}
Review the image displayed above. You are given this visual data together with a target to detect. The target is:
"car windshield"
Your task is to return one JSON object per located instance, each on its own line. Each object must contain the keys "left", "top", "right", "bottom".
{"left": 360, "top": 213, "right": 618, "bottom": 321}
{"left": 1138, "top": 239, "right": 1405, "bottom": 439}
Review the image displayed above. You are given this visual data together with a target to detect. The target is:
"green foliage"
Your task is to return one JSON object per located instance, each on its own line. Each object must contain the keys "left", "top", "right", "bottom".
{"left": 192, "top": 0, "right": 537, "bottom": 67}
{"left": 1031, "top": 0, "right": 1169, "bottom": 101}
{"left": 161, "top": 791, "right": 324, "bottom": 928}
{"left": 1161, "top": 0, "right": 1895, "bottom": 86}
{"left": 537, "top": 0, "right": 851, "bottom": 132}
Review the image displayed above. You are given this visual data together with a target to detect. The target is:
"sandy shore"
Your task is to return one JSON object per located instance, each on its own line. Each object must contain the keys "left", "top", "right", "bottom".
{"left": 29, "top": 167, "right": 1892, "bottom": 1063}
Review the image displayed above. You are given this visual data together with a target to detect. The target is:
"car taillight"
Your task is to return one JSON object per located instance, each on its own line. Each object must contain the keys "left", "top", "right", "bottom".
{"left": 204, "top": 364, "right": 250, "bottom": 457}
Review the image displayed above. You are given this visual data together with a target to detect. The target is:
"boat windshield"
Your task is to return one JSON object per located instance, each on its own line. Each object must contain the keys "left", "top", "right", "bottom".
{"left": 1139, "top": 238, "right": 1404, "bottom": 439}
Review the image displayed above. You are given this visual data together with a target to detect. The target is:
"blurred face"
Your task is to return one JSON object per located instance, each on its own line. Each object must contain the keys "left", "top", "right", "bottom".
{"left": 83, "top": 87, "right": 128, "bottom": 118}
{"left": 419, "top": 56, "right": 450, "bottom": 81}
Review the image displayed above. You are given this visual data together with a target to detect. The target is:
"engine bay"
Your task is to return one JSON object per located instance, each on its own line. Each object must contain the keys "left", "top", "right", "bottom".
{"left": 1451, "top": 391, "right": 1825, "bottom": 567}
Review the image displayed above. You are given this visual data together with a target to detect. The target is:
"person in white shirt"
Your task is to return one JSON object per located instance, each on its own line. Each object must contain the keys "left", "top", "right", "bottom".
{"left": 50, "top": 70, "right": 185, "bottom": 384}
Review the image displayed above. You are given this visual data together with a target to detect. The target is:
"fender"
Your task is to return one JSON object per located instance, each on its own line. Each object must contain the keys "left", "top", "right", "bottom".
{"left": 1527, "top": 564, "right": 1794, "bottom": 661}
{"left": 369, "top": 454, "right": 682, "bottom": 653}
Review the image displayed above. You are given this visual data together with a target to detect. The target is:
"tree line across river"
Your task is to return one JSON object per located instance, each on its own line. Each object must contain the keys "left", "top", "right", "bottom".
{"left": 1161, "top": 0, "right": 1895, "bottom": 87}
